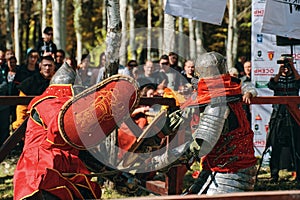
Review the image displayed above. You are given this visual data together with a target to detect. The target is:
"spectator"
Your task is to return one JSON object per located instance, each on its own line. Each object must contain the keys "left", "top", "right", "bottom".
{"left": 120, "top": 60, "right": 138, "bottom": 78}
{"left": 267, "top": 54, "right": 300, "bottom": 183}
{"left": 5, "top": 49, "right": 14, "bottom": 62}
{"left": 136, "top": 60, "right": 168, "bottom": 90}
{"left": 0, "top": 50, "right": 6, "bottom": 81}
{"left": 181, "top": 60, "right": 196, "bottom": 84}
{"left": 13, "top": 49, "right": 39, "bottom": 86}
{"left": 168, "top": 52, "right": 181, "bottom": 73}
{"left": 160, "top": 54, "right": 187, "bottom": 91}
{"left": 77, "top": 54, "right": 94, "bottom": 88}
{"left": 239, "top": 61, "right": 257, "bottom": 123}
{"left": 7, "top": 56, "right": 19, "bottom": 124}
{"left": 12, "top": 56, "right": 56, "bottom": 131}
{"left": 36, "top": 26, "right": 57, "bottom": 57}
{"left": 0, "top": 65, "right": 9, "bottom": 146}
{"left": 235, "top": 56, "right": 247, "bottom": 78}
{"left": 55, "top": 49, "right": 66, "bottom": 70}
{"left": 240, "top": 61, "right": 251, "bottom": 82}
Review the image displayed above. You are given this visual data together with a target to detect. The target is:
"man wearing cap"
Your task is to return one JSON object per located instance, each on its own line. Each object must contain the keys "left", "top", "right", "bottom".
{"left": 267, "top": 54, "right": 300, "bottom": 183}
{"left": 36, "top": 26, "right": 57, "bottom": 57}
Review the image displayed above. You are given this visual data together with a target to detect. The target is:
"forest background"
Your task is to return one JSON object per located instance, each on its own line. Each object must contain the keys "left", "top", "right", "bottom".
{"left": 0, "top": 0, "right": 251, "bottom": 69}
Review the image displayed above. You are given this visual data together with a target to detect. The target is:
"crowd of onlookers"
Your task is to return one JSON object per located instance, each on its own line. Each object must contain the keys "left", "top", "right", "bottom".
{"left": 0, "top": 26, "right": 199, "bottom": 147}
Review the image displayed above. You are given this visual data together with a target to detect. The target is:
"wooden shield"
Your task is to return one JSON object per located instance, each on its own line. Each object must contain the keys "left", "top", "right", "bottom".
{"left": 58, "top": 75, "right": 140, "bottom": 150}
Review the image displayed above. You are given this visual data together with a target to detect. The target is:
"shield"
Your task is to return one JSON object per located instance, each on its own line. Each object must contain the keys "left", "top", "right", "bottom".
{"left": 58, "top": 75, "right": 140, "bottom": 150}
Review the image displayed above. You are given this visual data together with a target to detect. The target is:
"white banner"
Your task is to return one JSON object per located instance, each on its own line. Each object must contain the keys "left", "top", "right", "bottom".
{"left": 165, "top": 0, "right": 226, "bottom": 25}
{"left": 252, "top": 0, "right": 300, "bottom": 156}
{"left": 261, "top": 0, "right": 300, "bottom": 40}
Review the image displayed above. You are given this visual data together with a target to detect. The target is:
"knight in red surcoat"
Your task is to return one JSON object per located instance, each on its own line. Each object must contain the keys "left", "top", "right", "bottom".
{"left": 13, "top": 61, "right": 102, "bottom": 200}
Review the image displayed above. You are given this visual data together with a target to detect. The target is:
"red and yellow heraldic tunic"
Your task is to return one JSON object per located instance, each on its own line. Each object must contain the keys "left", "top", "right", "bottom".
{"left": 13, "top": 84, "right": 101, "bottom": 200}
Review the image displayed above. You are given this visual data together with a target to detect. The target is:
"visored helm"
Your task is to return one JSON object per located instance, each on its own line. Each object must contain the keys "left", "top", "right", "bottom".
{"left": 50, "top": 61, "right": 77, "bottom": 85}
{"left": 195, "top": 51, "right": 227, "bottom": 78}
{"left": 50, "top": 61, "right": 85, "bottom": 94}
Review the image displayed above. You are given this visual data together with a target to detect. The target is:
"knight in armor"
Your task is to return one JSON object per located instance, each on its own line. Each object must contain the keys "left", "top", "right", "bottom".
{"left": 267, "top": 54, "right": 300, "bottom": 182}
{"left": 13, "top": 62, "right": 102, "bottom": 199}
{"left": 150, "top": 51, "right": 257, "bottom": 195}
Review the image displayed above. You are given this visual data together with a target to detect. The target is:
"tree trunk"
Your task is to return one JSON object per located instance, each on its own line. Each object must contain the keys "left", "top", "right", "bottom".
{"left": 195, "top": 21, "right": 206, "bottom": 57}
{"left": 102, "top": 0, "right": 107, "bottom": 30}
{"left": 52, "top": 0, "right": 62, "bottom": 49}
{"left": 5, "top": 0, "right": 12, "bottom": 50}
{"left": 73, "top": 0, "right": 83, "bottom": 65}
{"left": 119, "top": 0, "right": 127, "bottom": 66}
{"left": 188, "top": 19, "right": 196, "bottom": 60}
{"left": 178, "top": 17, "right": 184, "bottom": 63}
{"left": 158, "top": 0, "right": 163, "bottom": 56}
{"left": 14, "top": 0, "right": 20, "bottom": 64}
{"left": 42, "top": 0, "right": 47, "bottom": 33}
{"left": 163, "top": 13, "right": 175, "bottom": 54}
{"left": 104, "top": 0, "right": 122, "bottom": 167}
{"left": 128, "top": 0, "right": 136, "bottom": 60}
{"left": 104, "top": 0, "right": 121, "bottom": 78}
{"left": 61, "top": 0, "right": 67, "bottom": 51}
{"left": 232, "top": 3, "right": 238, "bottom": 67}
{"left": 226, "top": 0, "right": 237, "bottom": 69}
{"left": 147, "top": 0, "right": 151, "bottom": 60}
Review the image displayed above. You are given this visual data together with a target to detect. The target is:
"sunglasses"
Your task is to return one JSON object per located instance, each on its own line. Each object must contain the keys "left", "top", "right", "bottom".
{"left": 161, "top": 62, "right": 169, "bottom": 65}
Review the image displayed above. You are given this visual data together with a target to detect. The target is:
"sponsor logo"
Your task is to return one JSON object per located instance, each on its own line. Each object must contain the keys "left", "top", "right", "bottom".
{"left": 255, "top": 81, "right": 269, "bottom": 88}
{"left": 267, "top": 51, "right": 274, "bottom": 60}
{"left": 254, "top": 139, "right": 266, "bottom": 147}
{"left": 254, "top": 9, "right": 264, "bottom": 16}
{"left": 257, "top": 34, "right": 263, "bottom": 43}
{"left": 254, "top": 50, "right": 264, "bottom": 61}
{"left": 254, "top": 68, "right": 275, "bottom": 75}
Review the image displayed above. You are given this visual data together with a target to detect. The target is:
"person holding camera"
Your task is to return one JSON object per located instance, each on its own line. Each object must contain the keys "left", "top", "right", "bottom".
{"left": 267, "top": 54, "right": 300, "bottom": 183}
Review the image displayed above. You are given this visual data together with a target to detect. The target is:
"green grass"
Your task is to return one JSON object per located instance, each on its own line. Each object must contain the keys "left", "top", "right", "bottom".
{"left": 1, "top": 156, "right": 299, "bottom": 199}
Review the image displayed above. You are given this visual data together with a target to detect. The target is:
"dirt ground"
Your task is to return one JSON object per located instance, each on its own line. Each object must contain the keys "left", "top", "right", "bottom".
{"left": 1, "top": 148, "right": 299, "bottom": 199}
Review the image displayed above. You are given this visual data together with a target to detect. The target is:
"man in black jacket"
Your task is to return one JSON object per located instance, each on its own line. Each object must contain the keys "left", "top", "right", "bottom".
{"left": 267, "top": 54, "right": 300, "bottom": 183}
{"left": 36, "top": 27, "right": 57, "bottom": 57}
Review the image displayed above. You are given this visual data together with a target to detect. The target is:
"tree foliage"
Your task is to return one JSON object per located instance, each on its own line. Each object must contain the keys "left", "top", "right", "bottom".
{"left": 0, "top": 0, "right": 252, "bottom": 63}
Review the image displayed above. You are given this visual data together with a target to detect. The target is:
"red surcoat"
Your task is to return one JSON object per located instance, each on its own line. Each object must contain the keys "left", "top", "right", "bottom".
{"left": 13, "top": 84, "right": 102, "bottom": 200}
{"left": 182, "top": 75, "right": 257, "bottom": 173}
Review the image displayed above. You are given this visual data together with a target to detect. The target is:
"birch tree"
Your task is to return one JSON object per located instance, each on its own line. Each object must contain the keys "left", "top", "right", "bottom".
{"left": 14, "top": 0, "right": 20, "bottom": 63}
{"left": 163, "top": 13, "right": 175, "bottom": 54}
{"left": 61, "top": 0, "right": 67, "bottom": 51}
{"left": 5, "top": 0, "right": 12, "bottom": 49}
{"left": 226, "top": 0, "right": 237, "bottom": 69}
{"left": 104, "top": 0, "right": 121, "bottom": 78}
{"left": 52, "top": 0, "right": 62, "bottom": 49}
{"left": 41, "top": 0, "right": 47, "bottom": 33}
{"left": 188, "top": 19, "right": 196, "bottom": 60}
{"left": 147, "top": 0, "right": 151, "bottom": 60}
{"left": 178, "top": 17, "right": 184, "bottom": 61}
{"left": 119, "top": 0, "right": 127, "bottom": 66}
{"left": 158, "top": 0, "right": 163, "bottom": 56}
{"left": 195, "top": 21, "right": 206, "bottom": 57}
{"left": 128, "top": 0, "right": 136, "bottom": 60}
{"left": 73, "top": 0, "right": 83, "bottom": 65}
